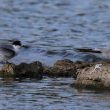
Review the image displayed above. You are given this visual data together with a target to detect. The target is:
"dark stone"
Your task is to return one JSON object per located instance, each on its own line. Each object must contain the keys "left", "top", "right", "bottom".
{"left": 43, "top": 60, "right": 93, "bottom": 78}
{"left": 44, "top": 59, "right": 77, "bottom": 78}
{"left": 14, "top": 61, "right": 43, "bottom": 79}
{"left": 0, "top": 61, "right": 43, "bottom": 79}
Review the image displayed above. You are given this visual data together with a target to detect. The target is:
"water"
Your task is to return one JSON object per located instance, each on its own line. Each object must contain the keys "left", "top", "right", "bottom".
{"left": 0, "top": 0, "right": 110, "bottom": 109}
{"left": 0, "top": 78, "right": 110, "bottom": 110}
{"left": 1, "top": 0, "right": 110, "bottom": 65}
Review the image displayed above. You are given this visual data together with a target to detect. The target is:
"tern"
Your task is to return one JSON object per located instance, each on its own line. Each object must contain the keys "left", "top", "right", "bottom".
{"left": 0, "top": 40, "right": 22, "bottom": 63}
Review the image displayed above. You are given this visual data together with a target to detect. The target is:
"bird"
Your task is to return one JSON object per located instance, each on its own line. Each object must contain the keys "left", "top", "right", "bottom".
{"left": 75, "top": 47, "right": 110, "bottom": 59}
{"left": 0, "top": 40, "right": 22, "bottom": 63}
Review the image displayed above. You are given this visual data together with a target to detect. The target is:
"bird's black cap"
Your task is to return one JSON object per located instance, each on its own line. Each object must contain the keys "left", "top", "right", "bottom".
{"left": 12, "top": 40, "right": 21, "bottom": 46}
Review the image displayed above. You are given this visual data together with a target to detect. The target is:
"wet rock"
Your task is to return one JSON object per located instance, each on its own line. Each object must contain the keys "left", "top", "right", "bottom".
{"left": 14, "top": 61, "right": 43, "bottom": 79}
{"left": 44, "top": 59, "right": 91, "bottom": 78}
{"left": 0, "top": 63, "right": 15, "bottom": 77}
{"left": 44, "top": 59, "right": 76, "bottom": 77}
{"left": 72, "top": 62, "right": 110, "bottom": 90}
{"left": 0, "top": 61, "right": 43, "bottom": 79}
{"left": 0, "top": 59, "right": 94, "bottom": 79}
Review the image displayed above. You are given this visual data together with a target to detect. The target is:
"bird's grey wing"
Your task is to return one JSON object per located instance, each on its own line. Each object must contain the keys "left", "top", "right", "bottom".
{"left": 0, "top": 44, "right": 14, "bottom": 50}
{"left": 0, "top": 47, "right": 15, "bottom": 61}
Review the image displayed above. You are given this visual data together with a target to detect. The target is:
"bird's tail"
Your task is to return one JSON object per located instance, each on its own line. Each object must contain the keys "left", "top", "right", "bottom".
{"left": 75, "top": 48, "right": 102, "bottom": 53}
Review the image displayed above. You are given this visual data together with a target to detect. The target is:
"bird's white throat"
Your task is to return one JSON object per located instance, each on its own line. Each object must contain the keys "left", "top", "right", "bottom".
{"left": 13, "top": 45, "right": 21, "bottom": 53}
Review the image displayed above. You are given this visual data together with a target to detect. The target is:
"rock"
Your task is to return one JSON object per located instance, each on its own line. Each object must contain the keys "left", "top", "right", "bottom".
{"left": 14, "top": 61, "right": 43, "bottom": 79}
{"left": 72, "top": 62, "right": 110, "bottom": 90}
{"left": 44, "top": 59, "right": 76, "bottom": 77}
{"left": 0, "top": 59, "right": 94, "bottom": 79}
{"left": 0, "top": 61, "right": 43, "bottom": 79}
{"left": 44, "top": 59, "right": 87, "bottom": 78}
{"left": 0, "top": 63, "right": 15, "bottom": 77}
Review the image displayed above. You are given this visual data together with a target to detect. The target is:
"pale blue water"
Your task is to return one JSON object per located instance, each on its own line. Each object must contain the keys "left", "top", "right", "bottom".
{"left": 0, "top": 0, "right": 110, "bottom": 109}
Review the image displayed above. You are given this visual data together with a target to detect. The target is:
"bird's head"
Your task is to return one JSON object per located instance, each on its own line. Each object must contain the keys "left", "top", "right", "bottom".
{"left": 12, "top": 40, "right": 22, "bottom": 52}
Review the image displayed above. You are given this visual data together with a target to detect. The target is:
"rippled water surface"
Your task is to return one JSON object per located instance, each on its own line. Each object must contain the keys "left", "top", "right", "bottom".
{"left": 0, "top": 0, "right": 110, "bottom": 109}
{"left": 0, "top": 78, "right": 110, "bottom": 110}
{"left": 1, "top": 0, "right": 110, "bottom": 65}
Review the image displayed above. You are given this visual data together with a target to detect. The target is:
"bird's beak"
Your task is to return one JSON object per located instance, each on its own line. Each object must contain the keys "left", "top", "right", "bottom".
{"left": 22, "top": 45, "right": 29, "bottom": 48}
